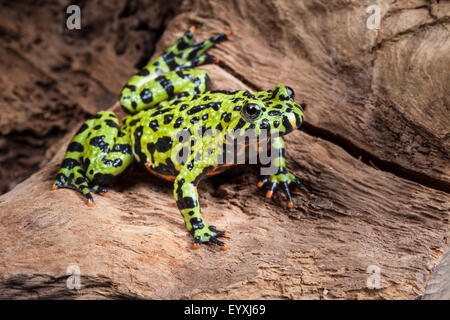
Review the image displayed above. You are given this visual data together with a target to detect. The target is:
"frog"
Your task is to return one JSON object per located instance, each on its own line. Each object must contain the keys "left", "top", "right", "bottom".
{"left": 52, "top": 27, "right": 304, "bottom": 250}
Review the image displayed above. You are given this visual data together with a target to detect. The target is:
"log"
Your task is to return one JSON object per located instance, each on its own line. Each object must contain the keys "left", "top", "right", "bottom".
{"left": 0, "top": 0, "right": 181, "bottom": 193}
{"left": 0, "top": 0, "right": 448, "bottom": 299}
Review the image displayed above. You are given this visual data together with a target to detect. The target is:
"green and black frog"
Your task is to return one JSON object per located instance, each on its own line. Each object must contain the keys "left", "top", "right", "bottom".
{"left": 53, "top": 27, "right": 304, "bottom": 250}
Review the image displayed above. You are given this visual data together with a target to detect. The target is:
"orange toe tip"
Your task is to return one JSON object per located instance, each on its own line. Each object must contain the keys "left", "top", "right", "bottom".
{"left": 266, "top": 190, "right": 273, "bottom": 198}
{"left": 215, "top": 58, "right": 220, "bottom": 64}
{"left": 225, "top": 30, "right": 232, "bottom": 38}
{"left": 257, "top": 181, "right": 263, "bottom": 188}
{"left": 51, "top": 185, "right": 58, "bottom": 190}
{"left": 287, "top": 202, "right": 294, "bottom": 208}
{"left": 193, "top": 244, "right": 200, "bottom": 249}
{"left": 103, "top": 192, "right": 109, "bottom": 198}
{"left": 189, "top": 25, "right": 196, "bottom": 33}
{"left": 223, "top": 234, "right": 230, "bottom": 238}
{"left": 87, "top": 201, "right": 94, "bottom": 207}
{"left": 221, "top": 245, "right": 228, "bottom": 251}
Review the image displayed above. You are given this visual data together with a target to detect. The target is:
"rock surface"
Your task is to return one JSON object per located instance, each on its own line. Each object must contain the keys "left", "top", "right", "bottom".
{"left": 0, "top": 0, "right": 448, "bottom": 299}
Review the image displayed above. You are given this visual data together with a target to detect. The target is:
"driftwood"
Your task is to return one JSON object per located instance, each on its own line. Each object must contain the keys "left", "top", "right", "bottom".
{"left": 0, "top": 0, "right": 448, "bottom": 299}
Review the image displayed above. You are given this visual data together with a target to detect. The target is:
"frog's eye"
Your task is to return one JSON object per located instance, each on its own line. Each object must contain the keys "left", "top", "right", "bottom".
{"left": 286, "top": 86, "right": 295, "bottom": 99}
{"left": 242, "top": 103, "right": 261, "bottom": 121}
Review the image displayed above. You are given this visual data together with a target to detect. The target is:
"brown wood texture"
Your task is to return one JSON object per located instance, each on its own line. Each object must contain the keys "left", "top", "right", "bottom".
{"left": 0, "top": 0, "right": 448, "bottom": 299}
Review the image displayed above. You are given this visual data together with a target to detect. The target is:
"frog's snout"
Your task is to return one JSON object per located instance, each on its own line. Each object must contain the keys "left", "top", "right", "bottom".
{"left": 283, "top": 107, "right": 303, "bottom": 134}
{"left": 269, "top": 84, "right": 304, "bottom": 134}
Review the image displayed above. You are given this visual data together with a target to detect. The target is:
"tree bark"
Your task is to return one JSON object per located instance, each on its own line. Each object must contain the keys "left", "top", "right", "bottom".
{"left": 0, "top": 0, "right": 448, "bottom": 299}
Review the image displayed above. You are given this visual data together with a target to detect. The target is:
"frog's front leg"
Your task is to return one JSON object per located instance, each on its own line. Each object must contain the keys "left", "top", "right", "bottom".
{"left": 257, "top": 136, "right": 301, "bottom": 208}
{"left": 174, "top": 161, "right": 229, "bottom": 250}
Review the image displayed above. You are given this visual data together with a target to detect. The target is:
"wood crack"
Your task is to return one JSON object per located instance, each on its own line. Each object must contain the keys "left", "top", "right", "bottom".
{"left": 216, "top": 65, "right": 450, "bottom": 194}
{"left": 301, "top": 122, "right": 450, "bottom": 194}
{"left": 217, "top": 60, "right": 263, "bottom": 91}
{"left": 370, "top": 16, "right": 449, "bottom": 53}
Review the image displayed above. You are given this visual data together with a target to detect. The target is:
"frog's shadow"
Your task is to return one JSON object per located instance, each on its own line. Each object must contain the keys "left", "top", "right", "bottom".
{"left": 112, "top": 163, "right": 258, "bottom": 198}
{"left": 111, "top": 164, "right": 171, "bottom": 193}
{"left": 46, "top": 161, "right": 259, "bottom": 202}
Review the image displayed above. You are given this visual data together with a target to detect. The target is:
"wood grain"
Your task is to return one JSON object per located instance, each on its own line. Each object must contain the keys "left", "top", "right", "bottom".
{"left": 0, "top": 0, "right": 448, "bottom": 299}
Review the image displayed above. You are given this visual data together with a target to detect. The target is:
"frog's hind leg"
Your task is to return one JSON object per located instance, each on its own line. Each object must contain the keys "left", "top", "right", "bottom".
{"left": 53, "top": 111, "right": 134, "bottom": 206}
{"left": 147, "top": 26, "right": 230, "bottom": 73}
{"left": 120, "top": 28, "right": 231, "bottom": 114}
{"left": 168, "top": 26, "right": 231, "bottom": 68}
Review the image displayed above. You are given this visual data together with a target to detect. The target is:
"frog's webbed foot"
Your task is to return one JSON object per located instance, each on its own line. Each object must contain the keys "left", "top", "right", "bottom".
{"left": 257, "top": 172, "right": 301, "bottom": 208}
{"left": 172, "top": 26, "right": 231, "bottom": 69}
{"left": 192, "top": 224, "right": 230, "bottom": 250}
{"left": 53, "top": 169, "right": 110, "bottom": 205}
{"left": 174, "top": 131, "right": 231, "bottom": 250}
{"left": 52, "top": 178, "right": 95, "bottom": 206}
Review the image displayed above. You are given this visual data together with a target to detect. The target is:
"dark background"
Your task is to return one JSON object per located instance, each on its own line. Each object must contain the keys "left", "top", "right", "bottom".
{"left": 0, "top": 0, "right": 180, "bottom": 194}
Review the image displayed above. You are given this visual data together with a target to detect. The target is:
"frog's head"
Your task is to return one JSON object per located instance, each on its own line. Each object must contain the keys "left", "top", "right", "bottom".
{"left": 229, "top": 84, "right": 304, "bottom": 138}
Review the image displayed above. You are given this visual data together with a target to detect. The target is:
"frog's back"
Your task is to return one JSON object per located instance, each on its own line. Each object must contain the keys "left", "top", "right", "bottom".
{"left": 121, "top": 91, "right": 241, "bottom": 177}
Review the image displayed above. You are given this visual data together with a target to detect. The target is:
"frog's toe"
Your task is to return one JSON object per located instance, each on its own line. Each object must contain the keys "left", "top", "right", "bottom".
{"left": 281, "top": 181, "right": 294, "bottom": 208}
{"left": 182, "top": 26, "right": 197, "bottom": 44}
{"left": 52, "top": 177, "right": 67, "bottom": 190}
{"left": 90, "top": 185, "right": 109, "bottom": 197}
{"left": 210, "top": 237, "right": 229, "bottom": 251}
{"left": 52, "top": 180, "right": 72, "bottom": 191}
{"left": 85, "top": 192, "right": 94, "bottom": 207}
{"left": 192, "top": 225, "right": 229, "bottom": 250}
{"left": 176, "top": 30, "right": 230, "bottom": 68}
{"left": 258, "top": 173, "right": 301, "bottom": 208}
{"left": 265, "top": 182, "right": 278, "bottom": 198}
{"left": 289, "top": 176, "right": 302, "bottom": 193}
{"left": 209, "top": 31, "right": 229, "bottom": 44}
{"left": 257, "top": 176, "right": 270, "bottom": 188}
{"left": 209, "top": 225, "right": 230, "bottom": 238}
{"left": 194, "top": 237, "right": 228, "bottom": 251}
{"left": 257, "top": 177, "right": 278, "bottom": 198}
